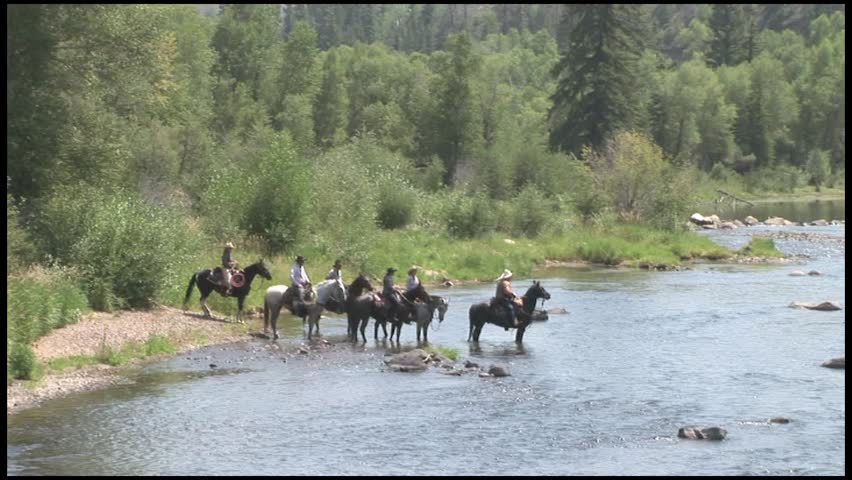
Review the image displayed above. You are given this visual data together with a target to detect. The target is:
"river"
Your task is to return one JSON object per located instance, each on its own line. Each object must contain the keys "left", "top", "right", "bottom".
{"left": 7, "top": 222, "right": 845, "bottom": 475}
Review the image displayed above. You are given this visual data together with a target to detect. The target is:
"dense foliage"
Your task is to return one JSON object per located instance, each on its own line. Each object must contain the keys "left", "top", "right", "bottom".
{"left": 6, "top": 4, "right": 845, "bottom": 318}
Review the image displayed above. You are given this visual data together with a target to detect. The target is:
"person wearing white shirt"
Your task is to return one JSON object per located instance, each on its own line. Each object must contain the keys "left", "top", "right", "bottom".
{"left": 290, "top": 255, "right": 311, "bottom": 302}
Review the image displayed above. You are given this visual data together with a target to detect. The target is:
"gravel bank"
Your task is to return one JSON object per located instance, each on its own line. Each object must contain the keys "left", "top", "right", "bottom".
{"left": 8, "top": 306, "right": 251, "bottom": 415}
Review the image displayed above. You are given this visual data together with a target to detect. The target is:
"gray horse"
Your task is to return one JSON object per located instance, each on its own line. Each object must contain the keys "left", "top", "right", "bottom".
{"left": 412, "top": 295, "right": 449, "bottom": 343}
{"left": 263, "top": 279, "right": 346, "bottom": 339}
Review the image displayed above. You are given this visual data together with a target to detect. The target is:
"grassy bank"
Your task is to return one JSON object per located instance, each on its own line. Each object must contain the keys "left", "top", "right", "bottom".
{"left": 165, "top": 223, "right": 733, "bottom": 317}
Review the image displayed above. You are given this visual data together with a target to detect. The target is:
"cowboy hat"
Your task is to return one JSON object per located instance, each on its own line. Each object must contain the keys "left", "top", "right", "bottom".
{"left": 408, "top": 265, "right": 419, "bottom": 273}
{"left": 296, "top": 255, "right": 305, "bottom": 262}
{"left": 224, "top": 242, "right": 235, "bottom": 249}
{"left": 386, "top": 267, "right": 397, "bottom": 274}
{"left": 495, "top": 269, "right": 513, "bottom": 281}
{"left": 333, "top": 259, "right": 342, "bottom": 267}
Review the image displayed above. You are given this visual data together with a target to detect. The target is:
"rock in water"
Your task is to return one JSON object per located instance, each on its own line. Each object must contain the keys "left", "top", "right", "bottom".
{"left": 487, "top": 364, "right": 511, "bottom": 377}
{"left": 677, "top": 426, "right": 727, "bottom": 440}
{"left": 821, "top": 357, "right": 845, "bottom": 369}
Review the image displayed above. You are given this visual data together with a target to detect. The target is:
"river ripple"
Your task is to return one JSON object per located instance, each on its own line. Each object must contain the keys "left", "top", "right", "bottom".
{"left": 7, "top": 226, "right": 845, "bottom": 475}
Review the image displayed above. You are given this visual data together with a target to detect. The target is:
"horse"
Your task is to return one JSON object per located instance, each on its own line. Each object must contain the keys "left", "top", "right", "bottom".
{"left": 263, "top": 279, "right": 347, "bottom": 340}
{"left": 345, "top": 274, "right": 377, "bottom": 342}
{"left": 412, "top": 295, "right": 449, "bottom": 343}
{"left": 375, "top": 284, "right": 431, "bottom": 342}
{"left": 183, "top": 259, "right": 272, "bottom": 323}
{"left": 467, "top": 281, "right": 551, "bottom": 343}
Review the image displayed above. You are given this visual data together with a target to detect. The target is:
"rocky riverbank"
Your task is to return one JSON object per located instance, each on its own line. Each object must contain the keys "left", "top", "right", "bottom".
{"left": 7, "top": 307, "right": 249, "bottom": 416}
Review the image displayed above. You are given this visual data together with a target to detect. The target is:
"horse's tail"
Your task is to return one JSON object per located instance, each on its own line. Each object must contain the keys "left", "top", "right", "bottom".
{"left": 468, "top": 304, "right": 477, "bottom": 341}
{"left": 183, "top": 272, "right": 198, "bottom": 309}
{"left": 263, "top": 296, "right": 269, "bottom": 324}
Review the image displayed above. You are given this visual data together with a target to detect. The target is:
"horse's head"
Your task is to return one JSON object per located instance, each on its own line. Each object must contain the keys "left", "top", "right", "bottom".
{"left": 254, "top": 258, "right": 273, "bottom": 280}
{"left": 525, "top": 281, "right": 551, "bottom": 302}
{"left": 349, "top": 274, "right": 373, "bottom": 296}
{"left": 433, "top": 296, "right": 449, "bottom": 323}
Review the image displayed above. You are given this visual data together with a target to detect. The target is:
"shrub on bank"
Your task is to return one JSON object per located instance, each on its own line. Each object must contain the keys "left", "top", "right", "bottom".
{"left": 33, "top": 185, "right": 202, "bottom": 310}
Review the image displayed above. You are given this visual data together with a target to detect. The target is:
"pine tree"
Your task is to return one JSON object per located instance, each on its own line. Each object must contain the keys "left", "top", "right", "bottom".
{"left": 708, "top": 4, "right": 747, "bottom": 67}
{"left": 548, "top": 5, "right": 646, "bottom": 154}
{"left": 313, "top": 50, "right": 348, "bottom": 148}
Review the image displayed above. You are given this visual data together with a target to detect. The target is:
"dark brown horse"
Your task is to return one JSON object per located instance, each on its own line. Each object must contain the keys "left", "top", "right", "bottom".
{"left": 467, "top": 281, "right": 550, "bottom": 343}
{"left": 183, "top": 259, "right": 272, "bottom": 323}
{"left": 345, "top": 274, "right": 376, "bottom": 342}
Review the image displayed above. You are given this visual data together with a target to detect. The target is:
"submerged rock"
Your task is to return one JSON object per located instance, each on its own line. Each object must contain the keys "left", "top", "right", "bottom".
{"left": 546, "top": 307, "right": 569, "bottom": 314}
{"left": 384, "top": 349, "right": 431, "bottom": 371}
{"left": 821, "top": 357, "right": 845, "bottom": 369}
{"left": 487, "top": 364, "right": 511, "bottom": 377}
{"left": 789, "top": 271, "right": 807, "bottom": 276}
{"left": 789, "top": 301, "right": 842, "bottom": 311}
{"left": 769, "top": 417, "right": 791, "bottom": 424}
{"left": 677, "top": 426, "right": 727, "bottom": 440}
{"left": 765, "top": 216, "right": 794, "bottom": 226}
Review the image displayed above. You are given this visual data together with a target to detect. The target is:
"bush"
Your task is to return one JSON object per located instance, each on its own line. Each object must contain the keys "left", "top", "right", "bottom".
{"left": 507, "top": 186, "right": 555, "bottom": 237}
{"left": 9, "top": 343, "right": 37, "bottom": 380}
{"left": 806, "top": 149, "right": 831, "bottom": 191}
{"left": 241, "top": 133, "right": 311, "bottom": 252}
{"left": 447, "top": 193, "right": 497, "bottom": 238}
{"left": 34, "top": 185, "right": 202, "bottom": 309}
{"left": 377, "top": 183, "right": 416, "bottom": 230}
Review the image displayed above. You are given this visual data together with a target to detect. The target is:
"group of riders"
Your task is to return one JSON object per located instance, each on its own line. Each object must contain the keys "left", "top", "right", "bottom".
{"left": 211, "top": 241, "right": 524, "bottom": 326}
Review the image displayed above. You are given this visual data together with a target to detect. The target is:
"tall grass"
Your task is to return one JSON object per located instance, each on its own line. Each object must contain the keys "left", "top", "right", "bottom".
{"left": 7, "top": 266, "right": 89, "bottom": 380}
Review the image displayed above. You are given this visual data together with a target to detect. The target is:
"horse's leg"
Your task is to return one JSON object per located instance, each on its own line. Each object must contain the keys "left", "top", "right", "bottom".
{"left": 201, "top": 294, "right": 211, "bottom": 318}
{"left": 359, "top": 317, "right": 369, "bottom": 342}
{"left": 473, "top": 322, "right": 484, "bottom": 342}
{"left": 395, "top": 321, "right": 401, "bottom": 343}
{"left": 374, "top": 319, "right": 379, "bottom": 340}
{"left": 515, "top": 323, "right": 526, "bottom": 343}
{"left": 237, "top": 296, "right": 245, "bottom": 324}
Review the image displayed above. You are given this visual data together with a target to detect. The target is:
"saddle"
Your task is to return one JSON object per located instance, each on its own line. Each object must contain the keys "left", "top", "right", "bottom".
{"left": 282, "top": 284, "right": 315, "bottom": 314}
{"left": 489, "top": 297, "right": 522, "bottom": 329}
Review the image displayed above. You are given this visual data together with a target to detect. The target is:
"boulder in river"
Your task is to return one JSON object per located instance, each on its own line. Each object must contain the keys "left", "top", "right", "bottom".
{"left": 810, "top": 219, "right": 829, "bottom": 226}
{"left": 821, "top": 357, "right": 845, "bottom": 369}
{"left": 487, "top": 364, "right": 511, "bottom": 377}
{"left": 677, "top": 426, "right": 727, "bottom": 440}
{"left": 765, "top": 216, "right": 794, "bottom": 226}
{"left": 789, "top": 271, "right": 806, "bottom": 276}
{"left": 384, "top": 349, "right": 431, "bottom": 372}
{"left": 743, "top": 215, "right": 760, "bottom": 226}
{"left": 789, "top": 301, "right": 842, "bottom": 311}
{"left": 769, "top": 417, "right": 792, "bottom": 424}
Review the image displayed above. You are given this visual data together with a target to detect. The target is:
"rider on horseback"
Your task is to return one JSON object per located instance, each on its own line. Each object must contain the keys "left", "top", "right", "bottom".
{"left": 495, "top": 269, "right": 518, "bottom": 328}
{"left": 401, "top": 265, "right": 425, "bottom": 320}
{"left": 290, "top": 255, "right": 312, "bottom": 304}
{"left": 383, "top": 267, "right": 404, "bottom": 322}
{"left": 218, "top": 242, "right": 238, "bottom": 295}
{"left": 326, "top": 259, "right": 343, "bottom": 282}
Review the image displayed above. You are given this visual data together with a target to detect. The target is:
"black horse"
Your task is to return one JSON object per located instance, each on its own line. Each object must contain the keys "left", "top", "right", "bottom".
{"left": 375, "top": 284, "right": 431, "bottom": 342}
{"left": 468, "top": 281, "right": 551, "bottom": 343}
{"left": 183, "top": 259, "right": 272, "bottom": 323}
{"left": 345, "top": 274, "right": 376, "bottom": 342}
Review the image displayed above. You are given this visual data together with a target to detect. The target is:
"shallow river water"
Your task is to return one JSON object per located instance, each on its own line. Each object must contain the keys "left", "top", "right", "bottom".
{"left": 7, "top": 224, "right": 845, "bottom": 476}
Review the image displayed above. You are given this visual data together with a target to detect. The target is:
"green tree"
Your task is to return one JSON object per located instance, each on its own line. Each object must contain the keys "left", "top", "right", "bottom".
{"left": 806, "top": 149, "right": 831, "bottom": 191}
{"left": 313, "top": 50, "right": 349, "bottom": 148}
{"left": 548, "top": 5, "right": 647, "bottom": 155}
{"left": 708, "top": 4, "right": 747, "bottom": 67}
{"left": 432, "top": 33, "right": 483, "bottom": 184}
